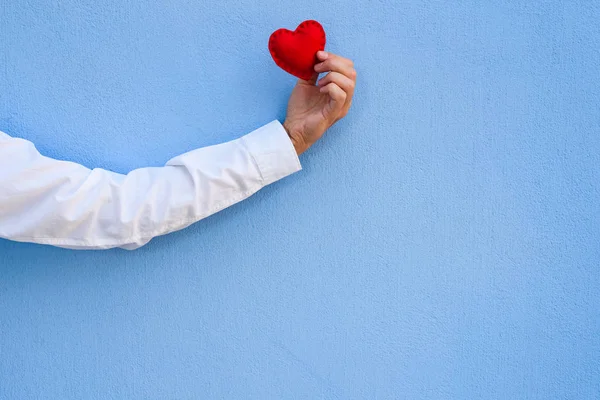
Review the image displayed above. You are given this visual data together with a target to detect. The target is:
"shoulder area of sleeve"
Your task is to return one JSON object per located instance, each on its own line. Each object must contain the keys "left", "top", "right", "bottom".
{"left": 241, "top": 120, "right": 302, "bottom": 185}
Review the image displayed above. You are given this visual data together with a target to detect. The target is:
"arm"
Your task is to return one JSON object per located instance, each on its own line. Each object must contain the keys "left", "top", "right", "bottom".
{"left": 0, "top": 121, "right": 300, "bottom": 250}
{"left": 0, "top": 51, "right": 356, "bottom": 250}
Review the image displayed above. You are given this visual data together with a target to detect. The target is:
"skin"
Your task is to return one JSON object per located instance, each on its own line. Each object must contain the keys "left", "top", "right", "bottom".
{"left": 283, "top": 51, "right": 357, "bottom": 155}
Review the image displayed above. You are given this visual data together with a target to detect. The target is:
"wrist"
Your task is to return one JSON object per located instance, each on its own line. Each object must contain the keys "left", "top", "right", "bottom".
{"left": 283, "top": 120, "right": 309, "bottom": 155}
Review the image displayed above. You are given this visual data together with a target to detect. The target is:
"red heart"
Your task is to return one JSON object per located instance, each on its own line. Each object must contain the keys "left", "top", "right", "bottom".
{"left": 269, "top": 20, "right": 326, "bottom": 80}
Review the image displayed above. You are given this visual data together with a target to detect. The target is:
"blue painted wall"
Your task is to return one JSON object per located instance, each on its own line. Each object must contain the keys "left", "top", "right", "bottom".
{"left": 1, "top": 1, "right": 599, "bottom": 398}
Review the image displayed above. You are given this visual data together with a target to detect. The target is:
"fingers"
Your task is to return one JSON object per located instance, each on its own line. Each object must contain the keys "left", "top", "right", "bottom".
{"left": 315, "top": 51, "right": 356, "bottom": 120}
{"left": 317, "top": 72, "right": 355, "bottom": 97}
{"left": 320, "top": 82, "right": 347, "bottom": 118}
{"left": 316, "top": 50, "right": 354, "bottom": 67}
{"left": 314, "top": 51, "right": 356, "bottom": 80}
{"left": 301, "top": 50, "right": 353, "bottom": 86}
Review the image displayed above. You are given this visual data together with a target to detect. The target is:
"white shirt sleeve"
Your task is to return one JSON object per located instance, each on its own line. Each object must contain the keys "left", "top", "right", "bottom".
{"left": 0, "top": 120, "right": 301, "bottom": 250}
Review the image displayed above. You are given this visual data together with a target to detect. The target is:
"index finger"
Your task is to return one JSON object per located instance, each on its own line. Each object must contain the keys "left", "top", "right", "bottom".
{"left": 317, "top": 51, "right": 354, "bottom": 67}
{"left": 314, "top": 52, "right": 356, "bottom": 79}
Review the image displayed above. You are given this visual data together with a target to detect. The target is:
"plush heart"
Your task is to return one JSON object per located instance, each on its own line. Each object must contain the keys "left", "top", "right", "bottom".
{"left": 269, "top": 20, "right": 326, "bottom": 80}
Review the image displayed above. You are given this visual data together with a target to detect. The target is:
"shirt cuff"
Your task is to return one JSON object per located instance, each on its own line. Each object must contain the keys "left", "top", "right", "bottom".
{"left": 242, "top": 120, "right": 302, "bottom": 185}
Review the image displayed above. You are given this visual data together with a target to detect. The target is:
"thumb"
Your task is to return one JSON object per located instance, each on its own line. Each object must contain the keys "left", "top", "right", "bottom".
{"left": 298, "top": 72, "right": 319, "bottom": 86}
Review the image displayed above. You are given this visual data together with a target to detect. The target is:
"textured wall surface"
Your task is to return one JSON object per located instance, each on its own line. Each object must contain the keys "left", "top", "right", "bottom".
{"left": 1, "top": 1, "right": 599, "bottom": 399}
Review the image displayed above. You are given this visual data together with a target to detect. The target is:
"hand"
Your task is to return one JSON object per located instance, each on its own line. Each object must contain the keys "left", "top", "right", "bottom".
{"left": 283, "top": 51, "right": 357, "bottom": 155}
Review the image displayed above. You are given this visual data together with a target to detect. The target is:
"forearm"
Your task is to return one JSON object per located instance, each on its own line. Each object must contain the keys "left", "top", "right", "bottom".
{"left": 0, "top": 121, "right": 301, "bottom": 250}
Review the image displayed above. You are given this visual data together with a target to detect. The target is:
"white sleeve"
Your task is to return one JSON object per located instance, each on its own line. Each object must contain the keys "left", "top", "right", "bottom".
{"left": 0, "top": 120, "right": 301, "bottom": 250}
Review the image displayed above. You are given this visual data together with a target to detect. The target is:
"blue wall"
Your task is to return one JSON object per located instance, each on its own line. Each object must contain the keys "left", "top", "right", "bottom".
{"left": 1, "top": 1, "right": 599, "bottom": 398}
